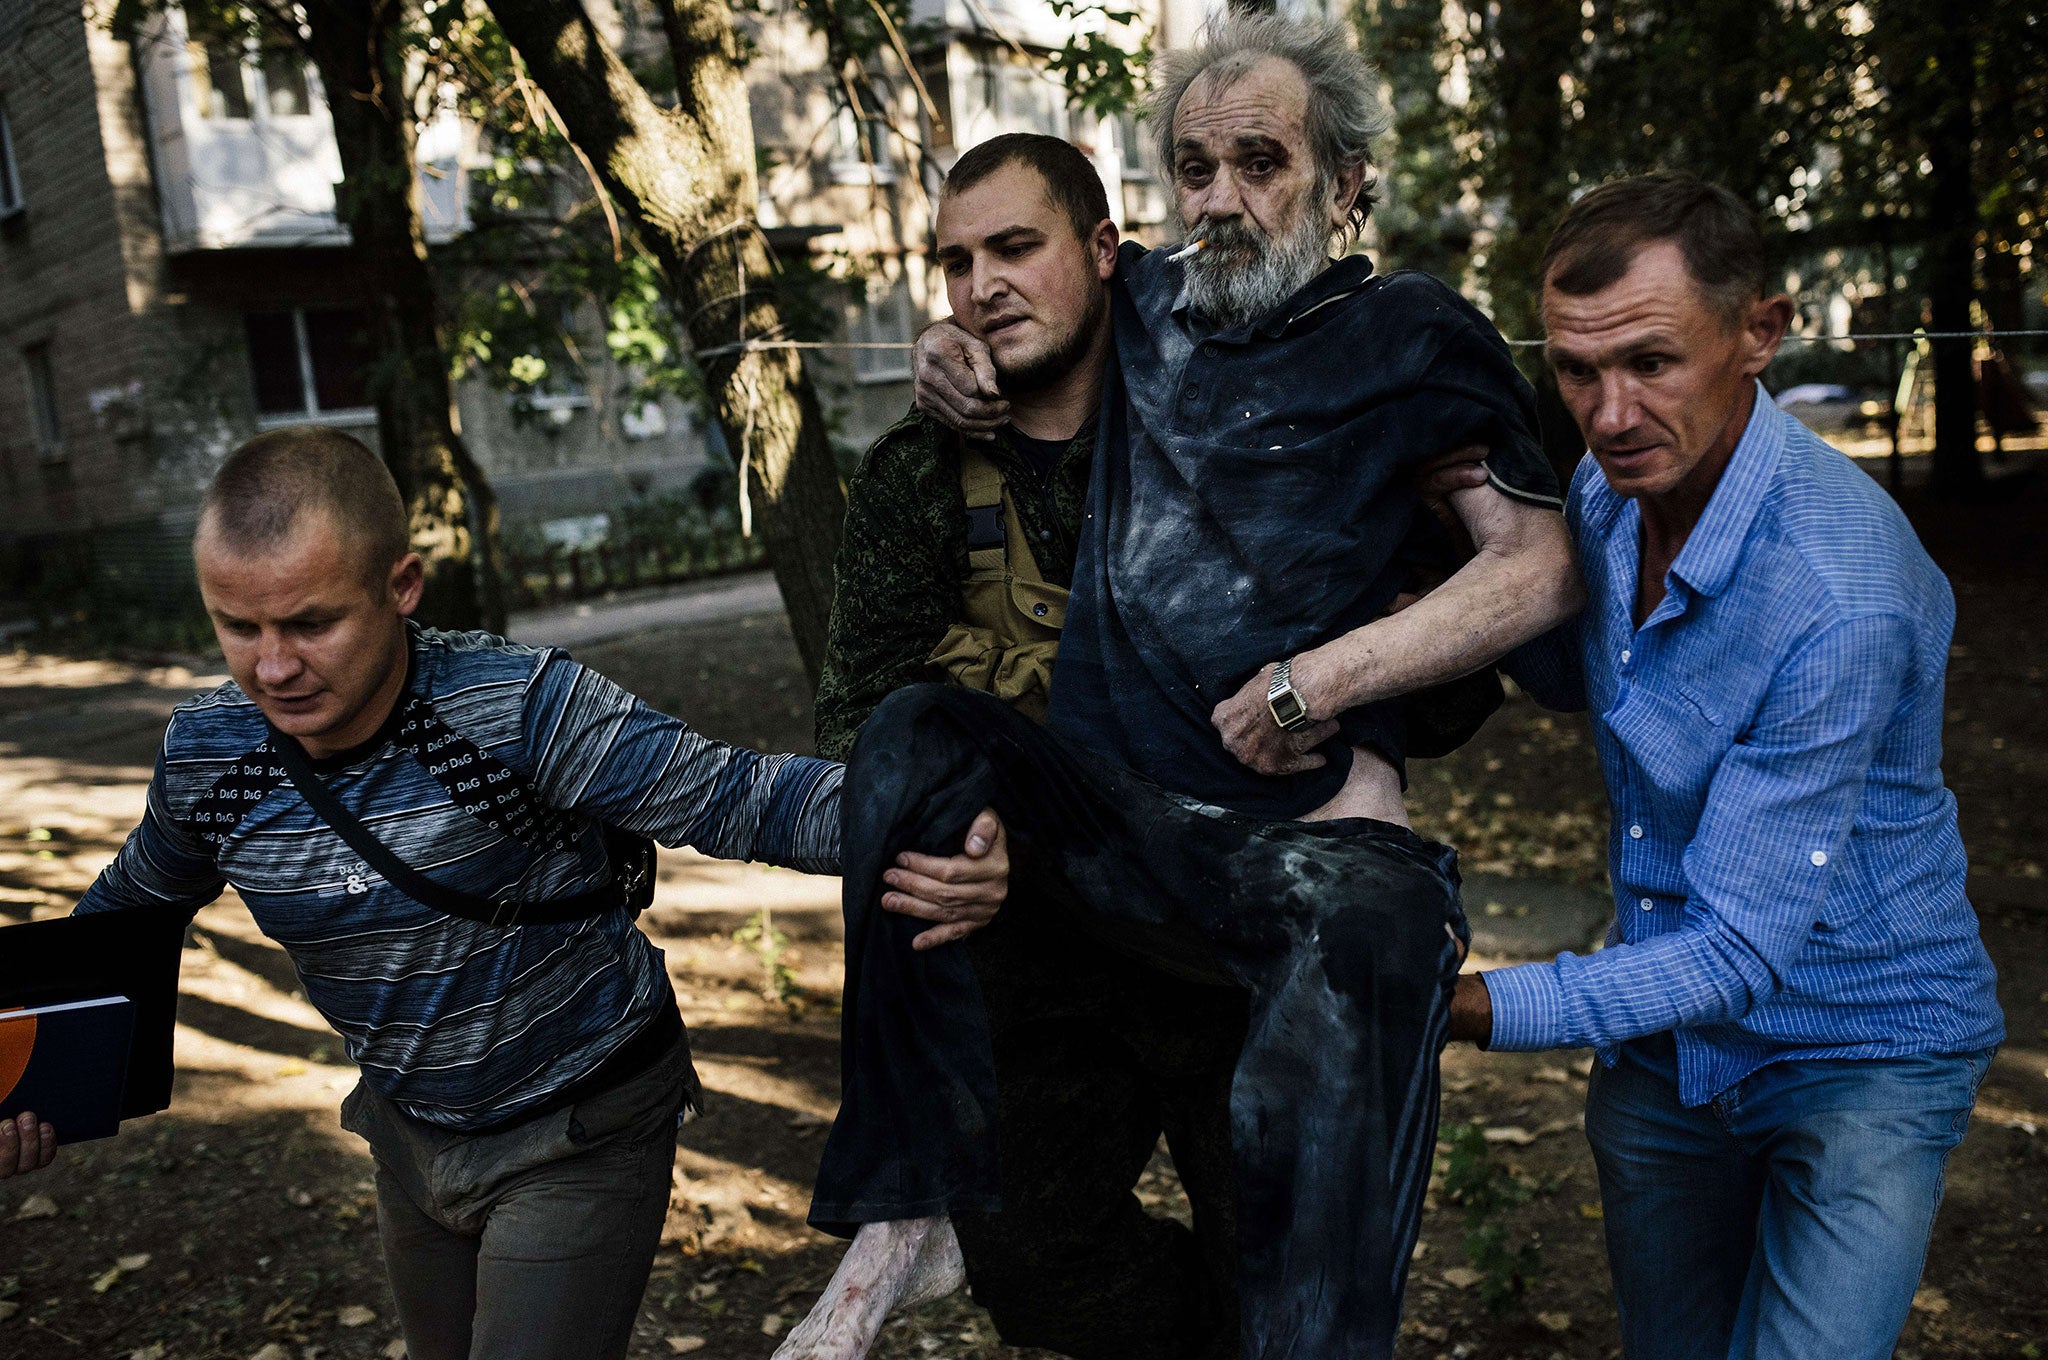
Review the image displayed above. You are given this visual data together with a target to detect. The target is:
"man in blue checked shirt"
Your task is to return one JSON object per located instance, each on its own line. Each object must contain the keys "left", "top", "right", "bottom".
{"left": 1444, "top": 175, "right": 2003, "bottom": 1360}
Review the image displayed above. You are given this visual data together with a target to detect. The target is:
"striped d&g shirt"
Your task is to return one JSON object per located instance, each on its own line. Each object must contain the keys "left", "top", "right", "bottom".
{"left": 76, "top": 626, "right": 841, "bottom": 1130}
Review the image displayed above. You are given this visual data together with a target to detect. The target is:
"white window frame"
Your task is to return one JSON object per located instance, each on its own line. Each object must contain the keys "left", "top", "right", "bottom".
{"left": 250, "top": 308, "right": 377, "bottom": 429}
{"left": 507, "top": 296, "right": 594, "bottom": 423}
{"left": 0, "top": 101, "right": 24, "bottom": 219}
{"left": 253, "top": 46, "right": 315, "bottom": 121}
{"left": 186, "top": 32, "right": 253, "bottom": 121}
{"left": 830, "top": 96, "right": 898, "bottom": 186}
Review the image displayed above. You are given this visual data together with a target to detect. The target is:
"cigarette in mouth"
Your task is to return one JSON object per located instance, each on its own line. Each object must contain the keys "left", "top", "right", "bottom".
{"left": 1167, "top": 238, "right": 1207, "bottom": 263}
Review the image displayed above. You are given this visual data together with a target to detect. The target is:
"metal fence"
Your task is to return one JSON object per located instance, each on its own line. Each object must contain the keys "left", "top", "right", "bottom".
{"left": 504, "top": 530, "right": 765, "bottom": 610}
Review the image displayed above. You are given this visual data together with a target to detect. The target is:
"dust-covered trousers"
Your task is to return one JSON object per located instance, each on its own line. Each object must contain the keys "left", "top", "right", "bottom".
{"left": 809, "top": 686, "right": 1469, "bottom": 1360}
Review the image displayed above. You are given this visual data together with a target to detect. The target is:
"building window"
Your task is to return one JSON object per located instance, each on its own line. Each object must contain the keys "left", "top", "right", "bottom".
{"left": 22, "top": 341, "right": 63, "bottom": 463}
{"left": 258, "top": 48, "right": 312, "bottom": 119}
{"left": 189, "top": 36, "right": 251, "bottom": 120}
{"left": 244, "top": 309, "right": 375, "bottom": 423}
{"left": 831, "top": 88, "right": 897, "bottom": 185}
{"left": 0, "top": 101, "right": 23, "bottom": 218}
{"left": 847, "top": 275, "right": 914, "bottom": 384}
{"left": 916, "top": 60, "right": 954, "bottom": 151}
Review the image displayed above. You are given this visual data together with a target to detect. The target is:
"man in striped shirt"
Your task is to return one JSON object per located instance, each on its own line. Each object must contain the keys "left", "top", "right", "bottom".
{"left": 0, "top": 426, "right": 1011, "bottom": 1360}
{"left": 1447, "top": 176, "right": 2004, "bottom": 1360}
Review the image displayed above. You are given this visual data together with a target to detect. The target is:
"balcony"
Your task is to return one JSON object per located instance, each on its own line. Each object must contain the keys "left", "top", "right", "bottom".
{"left": 909, "top": 0, "right": 1078, "bottom": 57}
{"left": 136, "top": 9, "right": 469, "bottom": 253}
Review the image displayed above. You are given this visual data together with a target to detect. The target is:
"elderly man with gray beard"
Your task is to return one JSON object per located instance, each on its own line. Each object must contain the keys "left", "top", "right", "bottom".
{"left": 777, "top": 14, "right": 1584, "bottom": 1360}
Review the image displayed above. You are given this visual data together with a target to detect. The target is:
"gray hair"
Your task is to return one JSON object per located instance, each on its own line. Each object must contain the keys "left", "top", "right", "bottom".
{"left": 1148, "top": 12, "right": 1389, "bottom": 239}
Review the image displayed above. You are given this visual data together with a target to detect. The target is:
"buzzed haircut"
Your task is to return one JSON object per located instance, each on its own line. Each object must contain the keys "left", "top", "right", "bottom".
{"left": 1542, "top": 173, "right": 1768, "bottom": 324}
{"left": 945, "top": 133, "right": 1112, "bottom": 245}
{"left": 200, "top": 426, "right": 410, "bottom": 582}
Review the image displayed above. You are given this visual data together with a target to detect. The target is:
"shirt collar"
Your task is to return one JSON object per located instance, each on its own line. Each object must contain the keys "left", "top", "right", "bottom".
{"left": 1171, "top": 252, "right": 1377, "bottom": 338}
{"left": 1666, "top": 381, "right": 1787, "bottom": 599}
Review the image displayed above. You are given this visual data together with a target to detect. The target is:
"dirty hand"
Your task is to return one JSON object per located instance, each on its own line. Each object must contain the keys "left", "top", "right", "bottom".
{"left": 881, "top": 807, "right": 1010, "bottom": 950}
{"left": 1212, "top": 664, "right": 1341, "bottom": 776}
{"left": 0, "top": 1111, "right": 58, "bottom": 1179}
{"left": 914, "top": 322, "right": 1008, "bottom": 439}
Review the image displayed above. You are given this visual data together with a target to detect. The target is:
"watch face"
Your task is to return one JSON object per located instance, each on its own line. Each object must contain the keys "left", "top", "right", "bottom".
{"left": 1270, "top": 689, "right": 1306, "bottom": 728}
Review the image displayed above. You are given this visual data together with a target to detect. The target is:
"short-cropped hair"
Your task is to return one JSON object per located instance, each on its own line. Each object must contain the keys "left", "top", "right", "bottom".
{"left": 200, "top": 426, "right": 409, "bottom": 582}
{"left": 1148, "top": 11, "right": 1388, "bottom": 238}
{"left": 1541, "top": 174, "right": 1767, "bottom": 324}
{"left": 944, "top": 133, "right": 1113, "bottom": 245}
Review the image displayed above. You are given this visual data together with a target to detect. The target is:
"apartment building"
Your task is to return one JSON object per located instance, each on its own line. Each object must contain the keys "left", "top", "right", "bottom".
{"left": 0, "top": 0, "right": 1192, "bottom": 595}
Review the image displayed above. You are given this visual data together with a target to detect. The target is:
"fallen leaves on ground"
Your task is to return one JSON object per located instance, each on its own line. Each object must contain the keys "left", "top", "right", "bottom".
{"left": 337, "top": 1304, "right": 377, "bottom": 1327}
{"left": 93, "top": 1253, "right": 150, "bottom": 1293}
{"left": 15, "top": 1193, "right": 57, "bottom": 1220}
{"left": 1441, "top": 1266, "right": 1484, "bottom": 1289}
{"left": 666, "top": 1337, "right": 707, "bottom": 1354}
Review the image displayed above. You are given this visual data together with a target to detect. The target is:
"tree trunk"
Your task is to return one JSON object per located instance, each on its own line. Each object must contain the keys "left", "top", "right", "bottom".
{"left": 1361, "top": 0, "right": 1466, "bottom": 282}
{"left": 1919, "top": 6, "right": 1984, "bottom": 496}
{"left": 1477, "top": 0, "right": 1582, "bottom": 479}
{"left": 302, "top": 0, "right": 509, "bottom": 631}
{"left": 487, "top": 0, "right": 847, "bottom": 686}
{"left": 1480, "top": 0, "right": 1575, "bottom": 346}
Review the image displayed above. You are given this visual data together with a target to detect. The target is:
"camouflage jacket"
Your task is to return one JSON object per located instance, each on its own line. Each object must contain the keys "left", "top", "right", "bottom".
{"left": 815, "top": 409, "right": 1094, "bottom": 761}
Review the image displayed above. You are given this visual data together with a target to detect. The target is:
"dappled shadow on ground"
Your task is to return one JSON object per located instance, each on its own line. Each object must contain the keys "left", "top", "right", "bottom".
{"left": 5, "top": 525, "right": 2047, "bottom": 1357}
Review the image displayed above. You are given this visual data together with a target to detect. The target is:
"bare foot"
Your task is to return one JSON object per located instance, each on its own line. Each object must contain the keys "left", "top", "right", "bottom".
{"left": 773, "top": 1216, "right": 965, "bottom": 1360}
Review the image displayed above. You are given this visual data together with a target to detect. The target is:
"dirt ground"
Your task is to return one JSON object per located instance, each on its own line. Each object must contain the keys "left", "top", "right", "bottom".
{"left": 1, "top": 468, "right": 2044, "bottom": 1360}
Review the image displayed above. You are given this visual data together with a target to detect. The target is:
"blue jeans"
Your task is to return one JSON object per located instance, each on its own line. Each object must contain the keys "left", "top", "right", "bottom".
{"left": 1584, "top": 1031, "right": 1992, "bottom": 1360}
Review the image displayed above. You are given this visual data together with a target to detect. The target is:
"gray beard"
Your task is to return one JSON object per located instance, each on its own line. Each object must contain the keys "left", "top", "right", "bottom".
{"left": 1181, "top": 197, "right": 1333, "bottom": 330}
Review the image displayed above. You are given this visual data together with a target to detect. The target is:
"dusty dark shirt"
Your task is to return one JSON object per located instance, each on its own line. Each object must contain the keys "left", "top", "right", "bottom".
{"left": 1048, "top": 243, "right": 1564, "bottom": 820}
{"left": 814, "top": 409, "right": 1094, "bottom": 761}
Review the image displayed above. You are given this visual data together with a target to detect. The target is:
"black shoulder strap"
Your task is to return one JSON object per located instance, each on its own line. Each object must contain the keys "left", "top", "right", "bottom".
{"left": 268, "top": 728, "right": 628, "bottom": 927}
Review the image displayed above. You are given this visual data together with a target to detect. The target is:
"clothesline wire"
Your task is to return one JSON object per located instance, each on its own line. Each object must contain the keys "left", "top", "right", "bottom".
{"left": 693, "top": 328, "right": 2048, "bottom": 360}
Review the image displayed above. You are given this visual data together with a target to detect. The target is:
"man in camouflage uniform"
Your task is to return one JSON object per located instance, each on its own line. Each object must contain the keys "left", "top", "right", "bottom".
{"left": 813, "top": 134, "right": 1248, "bottom": 1360}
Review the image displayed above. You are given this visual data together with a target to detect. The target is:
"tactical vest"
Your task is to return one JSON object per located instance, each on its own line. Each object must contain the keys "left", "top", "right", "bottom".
{"left": 925, "top": 440, "right": 1068, "bottom": 721}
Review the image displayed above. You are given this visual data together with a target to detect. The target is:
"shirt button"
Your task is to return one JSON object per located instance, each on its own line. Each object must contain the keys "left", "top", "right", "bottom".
{"left": 1620, "top": 649, "right": 1633, "bottom": 664}
{"left": 1183, "top": 384, "right": 1200, "bottom": 401}
{"left": 1037, "top": 529, "right": 1052, "bottom": 541}
{"left": 1639, "top": 897, "right": 1654, "bottom": 912}
{"left": 1032, "top": 603, "right": 1049, "bottom": 618}
{"left": 1810, "top": 850, "right": 1828, "bottom": 867}
{"left": 1629, "top": 824, "right": 1644, "bottom": 839}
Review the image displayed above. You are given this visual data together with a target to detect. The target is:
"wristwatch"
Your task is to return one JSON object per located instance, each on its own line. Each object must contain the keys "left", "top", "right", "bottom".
{"left": 1266, "top": 657, "right": 1313, "bottom": 731}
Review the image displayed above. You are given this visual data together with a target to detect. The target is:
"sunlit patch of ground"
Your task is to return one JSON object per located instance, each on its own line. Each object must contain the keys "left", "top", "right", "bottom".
{"left": 3, "top": 494, "right": 2046, "bottom": 1360}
